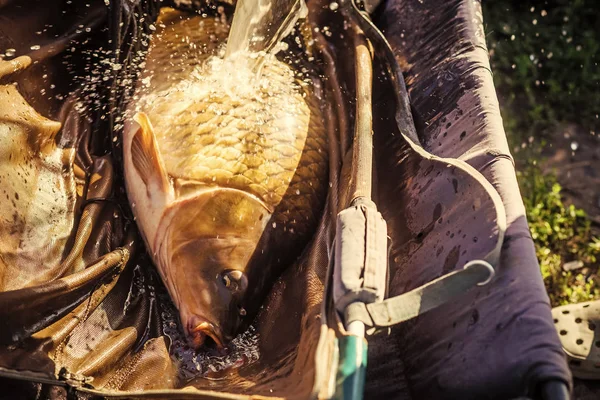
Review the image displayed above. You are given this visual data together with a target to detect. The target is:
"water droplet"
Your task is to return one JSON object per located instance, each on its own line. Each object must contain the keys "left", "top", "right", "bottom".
{"left": 30, "top": 45, "right": 41, "bottom": 51}
{"left": 571, "top": 141, "right": 579, "bottom": 151}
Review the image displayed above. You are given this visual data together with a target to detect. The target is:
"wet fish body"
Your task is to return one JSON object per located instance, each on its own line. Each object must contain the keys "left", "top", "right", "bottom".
{"left": 123, "top": 9, "right": 328, "bottom": 348}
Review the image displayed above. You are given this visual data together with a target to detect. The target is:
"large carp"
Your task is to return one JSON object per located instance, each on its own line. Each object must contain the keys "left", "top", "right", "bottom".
{"left": 124, "top": 8, "right": 328, "bottom": 349}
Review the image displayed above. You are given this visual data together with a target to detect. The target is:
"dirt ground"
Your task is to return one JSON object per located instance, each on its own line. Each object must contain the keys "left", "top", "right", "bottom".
{"left": 573, "top": 379, "right": 600, "bottom": 399}
{"left": 540, "top": 126, "right": 600, "bottom": 397}
{"left": 542, "top": 124, "right": 600, "bottom": 236}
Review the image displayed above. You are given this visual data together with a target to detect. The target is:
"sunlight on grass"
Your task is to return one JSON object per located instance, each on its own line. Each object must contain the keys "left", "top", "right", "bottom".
{"left": 483, "top": 0, "right": 600, "bottom": 306}
{"left": 518, "top": 163, "right": 600, "bottom": 305}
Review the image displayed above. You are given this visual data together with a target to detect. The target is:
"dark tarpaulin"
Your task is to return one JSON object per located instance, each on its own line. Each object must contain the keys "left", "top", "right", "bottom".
{"left": 367, "top": 0, "right": 572, "bottom": 398}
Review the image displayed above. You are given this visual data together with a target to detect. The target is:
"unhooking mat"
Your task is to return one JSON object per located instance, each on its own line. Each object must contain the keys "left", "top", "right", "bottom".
{"left": 0, "top": 0, "right": 571, "bottom": 399}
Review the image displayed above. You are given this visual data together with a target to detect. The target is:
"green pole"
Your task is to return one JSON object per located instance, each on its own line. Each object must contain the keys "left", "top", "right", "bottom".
{"left": 335, "top": 334, "right": 368, "bottom": 400}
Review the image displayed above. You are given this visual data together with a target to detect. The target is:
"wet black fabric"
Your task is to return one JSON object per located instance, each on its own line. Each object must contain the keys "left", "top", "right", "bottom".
{"left": 366, "top": 0, "right": 572, "bottom": 398}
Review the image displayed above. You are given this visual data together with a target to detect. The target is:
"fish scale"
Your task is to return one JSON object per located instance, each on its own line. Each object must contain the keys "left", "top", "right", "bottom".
{"left": 141, "top": 82, "right": 321, "bottom": 210}
{"left": 123, "top": 7, "right": 329, "bottom": 348}
{"left": 133, "top": 9, "right": 328, "bottom": 226}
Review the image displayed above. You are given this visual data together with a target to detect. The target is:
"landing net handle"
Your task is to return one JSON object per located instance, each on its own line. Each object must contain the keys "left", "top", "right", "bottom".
{"left": 331, "top": 15, "right": 384, "bottom": 399}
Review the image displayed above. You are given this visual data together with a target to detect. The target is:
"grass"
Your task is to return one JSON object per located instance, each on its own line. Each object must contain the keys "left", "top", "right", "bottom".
{"left": 517, "top": 162, "right": 600, "bottom": 305}
{"left": 482, "top": 0, "right": 600, "bottom": 306}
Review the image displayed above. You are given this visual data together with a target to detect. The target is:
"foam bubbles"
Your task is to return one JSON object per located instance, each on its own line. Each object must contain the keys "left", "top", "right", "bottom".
{"left": 159, "top": 291, "right": 260, "bottom": 380}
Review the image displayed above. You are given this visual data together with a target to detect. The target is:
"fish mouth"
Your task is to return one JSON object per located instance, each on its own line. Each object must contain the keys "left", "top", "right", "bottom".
{"left": 188, "top": 319, "right": 224, "bottom": 350}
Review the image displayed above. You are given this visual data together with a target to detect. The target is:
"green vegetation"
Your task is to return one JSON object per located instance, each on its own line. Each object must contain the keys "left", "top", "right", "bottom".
{"left": 518, "top": 163, "right": 600, "bottom": 305}
{"left": 483, "top": 0, "right": 599, "bottom": 139}
{"left": 483, "top": 1, "right": 600, "bottom": 306}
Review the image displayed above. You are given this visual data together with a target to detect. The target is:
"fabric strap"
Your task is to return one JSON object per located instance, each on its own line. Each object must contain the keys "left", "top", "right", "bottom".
{"left": 344, "top": 260, "right": 495, "bottom": 333}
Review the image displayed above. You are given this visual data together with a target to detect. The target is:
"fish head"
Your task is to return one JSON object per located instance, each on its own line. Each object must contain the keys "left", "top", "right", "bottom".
{"left": 170, "top": 237, "right": 256, "bottom": 349}
{"left": 157, "top": 187, "right": 272, "bottom": 350}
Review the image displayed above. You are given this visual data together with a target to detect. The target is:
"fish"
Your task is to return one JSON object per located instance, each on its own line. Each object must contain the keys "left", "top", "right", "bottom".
{"left": 123, "top": 8, "right": 329, "bottom": 349}
{"left": 0, "top": 63, "right": 76, "bottom": 291}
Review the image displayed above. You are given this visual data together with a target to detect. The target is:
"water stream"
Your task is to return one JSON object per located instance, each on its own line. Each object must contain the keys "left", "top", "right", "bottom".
{"left": 225, "top": 0, "right": 308, "bottom": 71}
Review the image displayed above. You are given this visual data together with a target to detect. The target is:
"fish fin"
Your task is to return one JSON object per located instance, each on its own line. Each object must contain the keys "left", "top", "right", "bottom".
{"left": 130, "top": 112, "right": 171, "bottom": 192}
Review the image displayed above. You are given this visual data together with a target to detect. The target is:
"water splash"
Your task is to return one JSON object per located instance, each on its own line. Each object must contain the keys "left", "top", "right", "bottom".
{"left": 159, "top": 291, "right": 260, "bottom": 381}
{"left": 135, "top": 47, "right": 305, "bottom": 138}
{"left": 225, "top": 0, "right": 308, "bottom": 72}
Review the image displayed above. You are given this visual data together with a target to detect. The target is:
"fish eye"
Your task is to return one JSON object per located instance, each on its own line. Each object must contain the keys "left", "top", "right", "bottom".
{"left": 221, "top": 274, "right": 231, "bottom": 288}
{"left": 219, "top": 270, "right": 246, "bottom": 293}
